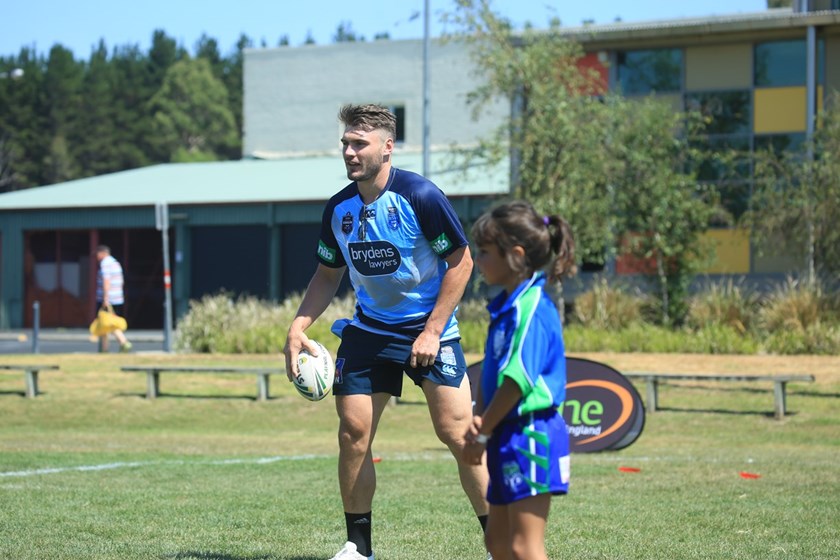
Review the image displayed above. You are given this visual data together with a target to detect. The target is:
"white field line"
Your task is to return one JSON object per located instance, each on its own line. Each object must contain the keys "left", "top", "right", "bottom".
{"left": 0, "top": 454, "right": 332, "bottom": 478}
{"left": 6, "top": 452, "right": 787, "bottom": 480}
{"left": 0, "top": 452, "right": 461, "bottom": 479}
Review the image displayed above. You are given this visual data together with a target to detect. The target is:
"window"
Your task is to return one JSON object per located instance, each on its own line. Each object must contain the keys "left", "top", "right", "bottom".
{"left": 754, "top": 39, "right": 825, "bottom": 87}
{"left": 693, "top": 136, "right": 751, "bottom": 183}
{"left": 616, "top": 49, "right": 683, "bottom": 95}
{"left": 685, "top": 90, "right": 751, "bottom": 135}
{"left": 387, "top": 105, "right": 405, "bottom": 143}
{"left": 685, "top": 90, "right": 752, "bottom": 218}
{"left": 754, "top": 133, "right": 806, "bottom": 155}
{"left": 716, "top": 183, "right": 752, "bottom": 221}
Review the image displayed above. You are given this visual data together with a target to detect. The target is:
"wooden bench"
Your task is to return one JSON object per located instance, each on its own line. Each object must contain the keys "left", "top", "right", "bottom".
{"left": 625, "top": 373, "right": 815, "bottom": 419}
{"left": 0, "top": 364, "right": 60, "bottom": 398}
{"left": 121, "top": 366, "right": 285, "bottom": 401}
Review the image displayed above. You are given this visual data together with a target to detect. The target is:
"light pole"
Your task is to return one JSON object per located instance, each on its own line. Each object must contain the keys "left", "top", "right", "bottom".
{"left": 422, "top": 0, "right": 431, "bottom": 178}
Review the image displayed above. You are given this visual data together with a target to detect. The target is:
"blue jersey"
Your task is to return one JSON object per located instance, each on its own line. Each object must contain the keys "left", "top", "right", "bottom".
{"left": 481, "top": 272, "right": 566, "bottom": 421}
{"left": 317, "top": 167, "right": 468, "bottom": 341}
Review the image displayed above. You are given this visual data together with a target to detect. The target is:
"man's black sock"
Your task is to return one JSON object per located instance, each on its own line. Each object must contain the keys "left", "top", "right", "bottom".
{"left": 345, "top": 511, "right": 372, "bottom": 557}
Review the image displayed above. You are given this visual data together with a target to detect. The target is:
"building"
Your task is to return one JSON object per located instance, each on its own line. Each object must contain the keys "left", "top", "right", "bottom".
{"left": 564, "top": 4, "right": 840, "bottom": 276}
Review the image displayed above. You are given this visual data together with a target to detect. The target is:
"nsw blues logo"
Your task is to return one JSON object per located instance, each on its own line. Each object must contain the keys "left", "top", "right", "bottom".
{"left": 341, "top": 212, "right": 354, "bottom": 235}
{"left": 387, "top": 206, "right": 400, "bottom": 230}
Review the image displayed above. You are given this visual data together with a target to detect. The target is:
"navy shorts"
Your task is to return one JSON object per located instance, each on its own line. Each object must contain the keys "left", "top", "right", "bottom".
{"left": 486, "top": 409, "right": 571, "bottom": 506}
{"left": 332, "top": 325, "right": 467, "bottom": 397}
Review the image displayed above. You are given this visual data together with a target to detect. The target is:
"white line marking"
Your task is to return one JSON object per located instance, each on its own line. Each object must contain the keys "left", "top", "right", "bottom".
{"left": 0, "top": 455, "right": 331, "bottom": 478}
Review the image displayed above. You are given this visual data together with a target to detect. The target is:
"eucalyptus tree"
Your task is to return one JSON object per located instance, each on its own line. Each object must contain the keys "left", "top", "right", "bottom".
{"left": 448, "top": 0, "right": 716, "bottom": 324}
{"left": 446, "top": 0, "right": 616, "bottom": 270}
{"left": 609, "top": 98, "right": 714, "bottom": 324}
{"left": 742, "top": 94, "right": 840, "bottom": 284}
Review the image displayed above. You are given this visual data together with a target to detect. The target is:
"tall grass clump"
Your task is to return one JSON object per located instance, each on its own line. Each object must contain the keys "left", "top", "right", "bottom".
{"left": 760, "top": 277, "right": 840, "bottom": 354}
{"left": 571, "top": 277, "right": 647, "bottom": 329}
{"left": 687, "top": 278, "right": 760, "bottom": 334}
{"left": 175, "top": 291, "right": 357, "bottom": 354}
{"left": 759, "top": 277, "right": 825, "bottom": 332}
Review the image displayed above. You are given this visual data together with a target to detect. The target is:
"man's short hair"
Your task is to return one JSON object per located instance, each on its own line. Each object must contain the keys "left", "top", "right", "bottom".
{"left": 339, "top": 104, "right": 397, "bottom": 141}
{"left": 96, "top": 245, "right": 111, "bottom": 254}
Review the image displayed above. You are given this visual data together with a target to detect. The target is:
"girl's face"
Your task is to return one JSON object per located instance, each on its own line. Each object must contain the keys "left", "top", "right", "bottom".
{"left": 475, "top": 243, "right": 521, "bottom": 293}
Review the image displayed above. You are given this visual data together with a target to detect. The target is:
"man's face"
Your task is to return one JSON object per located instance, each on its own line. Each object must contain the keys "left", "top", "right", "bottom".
{"left": 95, "top": 251, "right": 106, "bottom": 262}
{"left": 340, "top": 126, "right": 392, "bottom": 183}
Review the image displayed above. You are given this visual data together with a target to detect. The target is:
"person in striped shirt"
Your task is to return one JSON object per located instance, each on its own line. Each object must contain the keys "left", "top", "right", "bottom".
{"left": 464, "top": 200, "right": 576, "bottom": 560}
{"left": 95, "top": 245, "right": 132, "bottom": 352}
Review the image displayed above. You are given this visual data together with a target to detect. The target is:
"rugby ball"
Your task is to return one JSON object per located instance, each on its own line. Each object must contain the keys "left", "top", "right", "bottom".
{"left": 293, "top": 341, "right": 335, "bottom": 401}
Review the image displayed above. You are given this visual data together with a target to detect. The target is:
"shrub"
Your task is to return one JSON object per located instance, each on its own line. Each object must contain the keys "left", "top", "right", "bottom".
{"left": 687, "top": 278, "right": 760, "bottom": 334}
{"left": 571, "top": 277, "right": 648, "bottom": 329}
{"left": 688, "top": 324, "right": 761, "bottom": 354}
{"left": 565, "top": 323, "right": 760, "bottom": 354}
{"left": 175, "top": 291, "right": 356, "bottom": 354}
{"left": 759, "top": 277, "right": 827, "bottom": 333}
{"left": 174, "top": 282, "right": 837, "bottom": 355}
{"left": 764, "top": 323, "right": 840, "bottom": 355}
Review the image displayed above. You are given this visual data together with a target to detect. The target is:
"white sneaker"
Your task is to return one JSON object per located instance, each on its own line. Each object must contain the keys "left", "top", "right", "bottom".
{"left": 486, "top": 554, "right": 493, "bottom": 560}
{"left": 329, "top": 541, "right": 374, "bottom": 560}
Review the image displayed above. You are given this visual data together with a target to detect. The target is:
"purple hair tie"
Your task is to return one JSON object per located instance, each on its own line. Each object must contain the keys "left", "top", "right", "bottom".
{"left": 543, "top": 216, "right": 550, "bottom": 226}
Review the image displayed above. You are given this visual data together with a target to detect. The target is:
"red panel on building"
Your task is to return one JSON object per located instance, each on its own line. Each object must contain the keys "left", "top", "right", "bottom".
{"left": 576, "top": 52, "right": 608, "bottom": 96}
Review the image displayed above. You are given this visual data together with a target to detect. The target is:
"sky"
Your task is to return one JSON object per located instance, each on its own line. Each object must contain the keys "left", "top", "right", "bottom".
{"left": 1, "top": 0, "right": 771, "bottom": 59}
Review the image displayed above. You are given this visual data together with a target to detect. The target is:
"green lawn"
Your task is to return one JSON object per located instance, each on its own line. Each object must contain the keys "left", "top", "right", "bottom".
{"left": 1, "top": 353, "right": 838, "bottom": 559}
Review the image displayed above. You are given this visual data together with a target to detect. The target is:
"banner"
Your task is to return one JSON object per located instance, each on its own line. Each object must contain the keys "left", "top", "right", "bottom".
{"left": 467, "top": 357, "right": 645, "bottom": 453}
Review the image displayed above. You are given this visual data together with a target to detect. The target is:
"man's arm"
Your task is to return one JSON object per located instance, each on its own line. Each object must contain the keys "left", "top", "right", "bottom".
{"left": 283, "top": 264, "right": 346, "bottom": 378}
{"left": 101, "top": 265, "right": 110, "bottom": 305}
{"left": 410, "top": 245, "right": 473, "bottom": 368}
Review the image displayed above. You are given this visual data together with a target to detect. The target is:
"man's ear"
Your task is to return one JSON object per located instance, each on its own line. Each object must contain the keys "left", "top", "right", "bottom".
{"left": 382, "top": 135, "right": 394, "bottom": 160}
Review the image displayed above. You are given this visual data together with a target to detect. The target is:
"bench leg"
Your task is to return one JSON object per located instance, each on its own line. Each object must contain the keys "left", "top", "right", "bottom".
{"left": 257, "top": 374, "right": 269, "bottom": 401}
{"left": 24, "top": 369, "right": 39, "bottom": 398}
{"left": 146, "top": 371, "right": 160, "bottom": 399}
{"left": 773, "top": 381, "right": 787, "bottom": 420}
{"left": 645, "top": 378, "right": 659, "bottom": 413}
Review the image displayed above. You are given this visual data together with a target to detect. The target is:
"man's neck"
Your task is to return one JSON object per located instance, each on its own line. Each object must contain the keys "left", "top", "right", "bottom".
{"left": 358, "top": 164, "right": 392, "bottom": 204}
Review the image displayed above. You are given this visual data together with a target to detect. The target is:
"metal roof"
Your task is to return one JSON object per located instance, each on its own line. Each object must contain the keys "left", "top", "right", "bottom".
{"left": 0, "top": 150, "right": 509, "bottom": 211}
{"left": 559, "top": 8, "right": 840, "bottom": 45}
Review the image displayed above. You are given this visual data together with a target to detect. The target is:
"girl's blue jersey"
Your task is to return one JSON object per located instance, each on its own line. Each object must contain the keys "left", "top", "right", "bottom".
{"left": 317, "top": 167, "right": 468, "bottom": 341}
{"left": 481, "top": 272, "right": 567, "bottom": 421}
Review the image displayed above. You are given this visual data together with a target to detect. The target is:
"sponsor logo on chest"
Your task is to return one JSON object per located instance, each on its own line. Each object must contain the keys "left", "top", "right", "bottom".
{"left": 349, "top": 241, "right": 401, "bottom": 276}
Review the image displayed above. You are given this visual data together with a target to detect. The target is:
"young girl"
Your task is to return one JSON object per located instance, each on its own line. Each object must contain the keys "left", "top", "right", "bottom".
{"left": 464, "top": 200, "right": 576, "bottom": 560}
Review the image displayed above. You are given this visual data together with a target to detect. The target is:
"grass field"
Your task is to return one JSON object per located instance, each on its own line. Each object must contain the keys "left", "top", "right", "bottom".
{"left": 1, "top": 352, "right": 839, "bottom": 560}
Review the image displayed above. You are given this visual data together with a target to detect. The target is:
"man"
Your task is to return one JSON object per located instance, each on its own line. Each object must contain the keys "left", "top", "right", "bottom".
{"left": 284, "top": 104, "right": 489, "bottom": 560}
{"left": 95, "top": 245, "right": 132, "bottom": 352}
